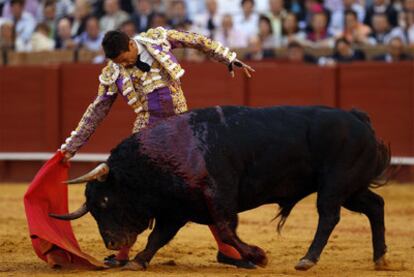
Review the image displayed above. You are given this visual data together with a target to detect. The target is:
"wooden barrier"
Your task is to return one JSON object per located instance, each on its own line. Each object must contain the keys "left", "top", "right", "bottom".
{"left": 0, "top": 66, "right": 60, "bottom": 152}
{"left": 338, "top": 62, "right": 414, "bottom": 156}
{"left": 247, "top": 62, "right": 336, "bottom": 106}
{"left": 0, "top": 62, "right": 413, "bottom": 181}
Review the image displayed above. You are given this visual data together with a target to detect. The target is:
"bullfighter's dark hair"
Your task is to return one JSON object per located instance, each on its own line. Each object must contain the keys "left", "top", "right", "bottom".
{"left": 102, "top": 30, "right": 130, "bottom": 59}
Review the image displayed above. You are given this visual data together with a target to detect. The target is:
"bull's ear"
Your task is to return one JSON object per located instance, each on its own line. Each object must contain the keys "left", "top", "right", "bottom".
{"left": 49, "top": 203, "right": 89, "bottom": 221}
{"left": 65, "top": 163, "right": 109, "bottom": 184}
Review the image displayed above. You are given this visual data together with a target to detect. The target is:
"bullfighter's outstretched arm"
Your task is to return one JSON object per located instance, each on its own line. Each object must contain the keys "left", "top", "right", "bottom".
{"left": 60, "top": 67, "right": 119, "bottom": 155}
{"left": 166, "top": 29, "right": 254, "bottom": 77}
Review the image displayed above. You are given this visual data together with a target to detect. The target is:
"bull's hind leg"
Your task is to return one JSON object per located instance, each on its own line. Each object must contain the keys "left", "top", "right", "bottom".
{"left": 343, "top": 189, "right": 388, "bottom": 270}
{"left": 295, "top": 189, "right": 342, "bottom": 271}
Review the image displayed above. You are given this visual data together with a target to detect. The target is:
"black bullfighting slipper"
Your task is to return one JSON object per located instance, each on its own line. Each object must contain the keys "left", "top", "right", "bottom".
{"left": 104, "top": 254, "right": 129, "bottom": 267}
{"left": 217, "top": 252, "right": 256, "bottom": 269}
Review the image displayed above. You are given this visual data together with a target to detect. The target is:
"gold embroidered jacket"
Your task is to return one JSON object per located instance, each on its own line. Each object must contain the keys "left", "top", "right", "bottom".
{"left": 61, "top": 27, "right": 237, "bottom": 154}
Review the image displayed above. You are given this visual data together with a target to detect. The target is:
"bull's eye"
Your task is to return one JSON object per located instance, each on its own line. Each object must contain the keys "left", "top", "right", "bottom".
{"left": 100, "top": 196, "right": 109, "bottom": 208}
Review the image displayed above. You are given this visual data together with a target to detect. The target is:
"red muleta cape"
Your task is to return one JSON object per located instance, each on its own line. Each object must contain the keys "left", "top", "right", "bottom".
{"left": 23, "top": 151, "right": 105, "bottom": 269}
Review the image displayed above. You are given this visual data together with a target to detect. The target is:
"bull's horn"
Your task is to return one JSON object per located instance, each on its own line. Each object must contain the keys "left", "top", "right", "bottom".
{"left": 65, "top": 163, "right": 109, "bottom": 184}
{"left": 49, "top": 203, "right": 89, "bottom": 221}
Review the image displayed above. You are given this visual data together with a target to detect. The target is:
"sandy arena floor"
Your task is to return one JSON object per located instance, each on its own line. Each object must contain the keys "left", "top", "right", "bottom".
{"left": 0, "top": 183, "right": 413, "bottom": 277}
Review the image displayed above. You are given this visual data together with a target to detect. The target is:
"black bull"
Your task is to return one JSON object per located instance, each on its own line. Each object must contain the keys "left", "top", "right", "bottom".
{"left": 51, "top": 106, "right": 391, "bottom": 270}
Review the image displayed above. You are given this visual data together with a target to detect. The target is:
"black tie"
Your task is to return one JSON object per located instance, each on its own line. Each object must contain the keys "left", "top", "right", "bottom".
{"left": 135, "top": 55, "right": 151, "bottom": 72}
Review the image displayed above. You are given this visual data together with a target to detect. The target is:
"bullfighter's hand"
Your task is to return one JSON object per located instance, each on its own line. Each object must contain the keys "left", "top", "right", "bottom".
{"left": 228, "top": 59, "right": 255, "bottom": 78}
{"left": 61, "top": 150, "right": 73, "bottom": 163}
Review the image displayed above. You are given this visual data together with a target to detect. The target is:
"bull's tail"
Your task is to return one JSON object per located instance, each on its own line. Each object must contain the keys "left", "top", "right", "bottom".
{"left": 273, "top": 200, "right": 298, "bottom": 234}
{"left": 350, "top": 109, "right": 392, "bottom": 188}
{"left": 370, "top": 141, "right": 392, "bottom": 188}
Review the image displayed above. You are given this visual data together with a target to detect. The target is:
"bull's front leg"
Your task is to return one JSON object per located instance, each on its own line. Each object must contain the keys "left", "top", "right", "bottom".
{"left": 123, "top": 218, "right": 185, "bottom": 270}
{"left": 202, "top": 185, "right": 267, "bottom": 267}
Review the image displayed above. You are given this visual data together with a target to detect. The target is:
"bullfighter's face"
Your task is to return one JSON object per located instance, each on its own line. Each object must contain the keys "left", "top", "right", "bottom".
{"left": 85, "top": 178, "right": 150, "bottom": 250}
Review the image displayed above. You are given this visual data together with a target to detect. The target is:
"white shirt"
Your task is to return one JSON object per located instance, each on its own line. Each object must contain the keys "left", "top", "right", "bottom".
{"left": 133, "top": 37, "right": 154, "bottom": 66}
{"left": 214, "top": 28, "right": 249, "bottom": 48}
{"left": 217, "top": 0, "right": 242, "bottom": 16}
{"left": 191, "top": 12, "right": 222, "bottom": 37}
{"left": 233, "top": 12, "right": 259, "bottom": 37}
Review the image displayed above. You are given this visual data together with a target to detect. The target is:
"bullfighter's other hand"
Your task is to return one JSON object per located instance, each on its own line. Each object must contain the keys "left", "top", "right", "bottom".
{"left": 228, "top": 59, "right": 255, "bottom": 78}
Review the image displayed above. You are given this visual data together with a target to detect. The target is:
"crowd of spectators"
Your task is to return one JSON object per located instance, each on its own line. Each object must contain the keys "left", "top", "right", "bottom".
{"left": 0, "top": 0, "right": 413, "bottom": 64}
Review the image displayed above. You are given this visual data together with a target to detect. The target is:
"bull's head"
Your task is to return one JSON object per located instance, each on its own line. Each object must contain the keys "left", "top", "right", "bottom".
{"left": 49, "top": 163, "right": 151, "bottom": 250}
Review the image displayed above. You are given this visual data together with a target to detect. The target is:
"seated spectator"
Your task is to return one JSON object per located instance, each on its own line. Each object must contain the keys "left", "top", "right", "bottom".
{"left": 341, "top": 10, "right": 371, "bottom": 45}
{"left": 287, "top": 0, "right": 305, "bottom": 22}
{"left": 373, "top": 36, "right": 413, "bottom": 62}
{"left": 214, "top": 14, "right": 249, "bottom": 48}
{"left": 74, "top": 16, "right": 104, "bottom": 51}
{"left": 8, "top": 0, "right": 36, "bottom": 51}
{"left": 149, "top": 12, "right": 170, "bottom": 29}
{"left": 233, "top": 0, "right": 259, "bottom": 37}
{"left": 0, "top": 19, "right": 15, "bottom": 51}
{"left": 185, "top": 0, "right": 207, "bottom": 20}
{"left": 285, "top": 40, "right": 317, "bottom": 63}
{"left": 304, "top": 12, "right": 333, "bottom": 47}
{"left": 167, "top": 0, "right": 192, "bottom": 29}
{"left": 244, "top": 35, "right": 276, "bottom": 60}
{"left": 120, "top": 19, "right": 138, "bottom": 37}
{"left": 266, "top": 0, "right": 287, "bottom": 41}
{"left": 131, "top": 0, "right": 154, "bottom": 33}
{"left": 99, "top": 0, "right": 129, "bottom": 33}
{"left": 55, "top": 17, "right": 76, "bottom": 49}
{"left": 192, "top": 0, "right": 221, "bottom": 38}
{"left": 368, "top": 13, "right": 406, "bottom": 45}
{"left": 331, "top": 37, "right": 365, "bottom": 62}
{"left": 364, "top": 0, "right": 398, "bottom": 28}
{"left": 41, "top": 0, "right": 58, "bottom": 38}
{"left": 279, "top": 12, "right": 306, "bottom": 47}
{"left": 152, "top": 0, "right": 167, "bottom": 13}
{"left": 71, "top": 0, "right": 91, "bottom": 37}
{"left": 216, "top": 0, "right": 242, "bottom": 16}
{"left": 301, "top": 0, "right": 329, "bottom": 30}
{"left": 329, "top": 0, "right": 366, "bottom": 36}
{"left": 30, "top": 22, "right": 55, "bottom": 51}
{"left": 2, "top": 0, "right": 38, "bottom": 18}
{"left": 399, "top": 2, "right": 414, "bottom": 45}
{"left": 258, "top": 15, "right": 277, "bottom": 49}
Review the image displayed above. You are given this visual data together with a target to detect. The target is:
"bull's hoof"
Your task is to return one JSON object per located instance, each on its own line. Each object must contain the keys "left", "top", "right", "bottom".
{"left": 375, "top": 255, "right": 393, "bottom": 271}
{"left": 121, "top": 260, "right": 147, "bottom": 271}
{"left": 217, "top": 252, "right": 256, "bottom": 269}
{"left": 294, "top": 258, "right": 316, "bottom": 271}
{"left": 103, "top": 254, "right": 128, "bottom": 268}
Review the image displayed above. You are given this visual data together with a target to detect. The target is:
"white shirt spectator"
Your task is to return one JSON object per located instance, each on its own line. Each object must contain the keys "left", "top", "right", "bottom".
{"left": 329, "top": 4, "right": 365, "bottom": 36}
{"left": 31, "top": 31, "right": 55, "bottom": 51}
{"left": 254, "top": 0, "right": 269, "bottom": 13}
{"left": 12, "top": 11, "right": 36, "bottom": 46}
{"left": 100, "top": 10, "right": 130, "bottom": 33}
{"left": 408, "top": 25, "right": 414, "bottom": 45}
{"left": 368, "top": 27, "right": 407, "bottom": 45}
{"left": 185, "top": 0, "right": 207, "bottom": 20}
{"left": 233, "top": 12, "right": 259, "bottom": 37}
{"left": 216, "top": 0, "right": 242, "bottom": 16}
{"left": 214, "top": 27, "right": 249, "bottom": 48}
{"left": 192, "top": 13, "right": 222, "bottom": 37}
{"left": 192, "top": 0, "right": 221, "bottom": 37}
{"left": 75, "top": 32, "right": 104, "bottom": 51}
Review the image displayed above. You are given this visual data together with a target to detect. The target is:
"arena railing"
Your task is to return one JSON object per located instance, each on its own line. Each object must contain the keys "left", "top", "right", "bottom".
{"left": 0, "top": 46, "right": 406, "bottom": 66}
{"left": 0, "top": 152, "right": 412, "bottom": 165}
